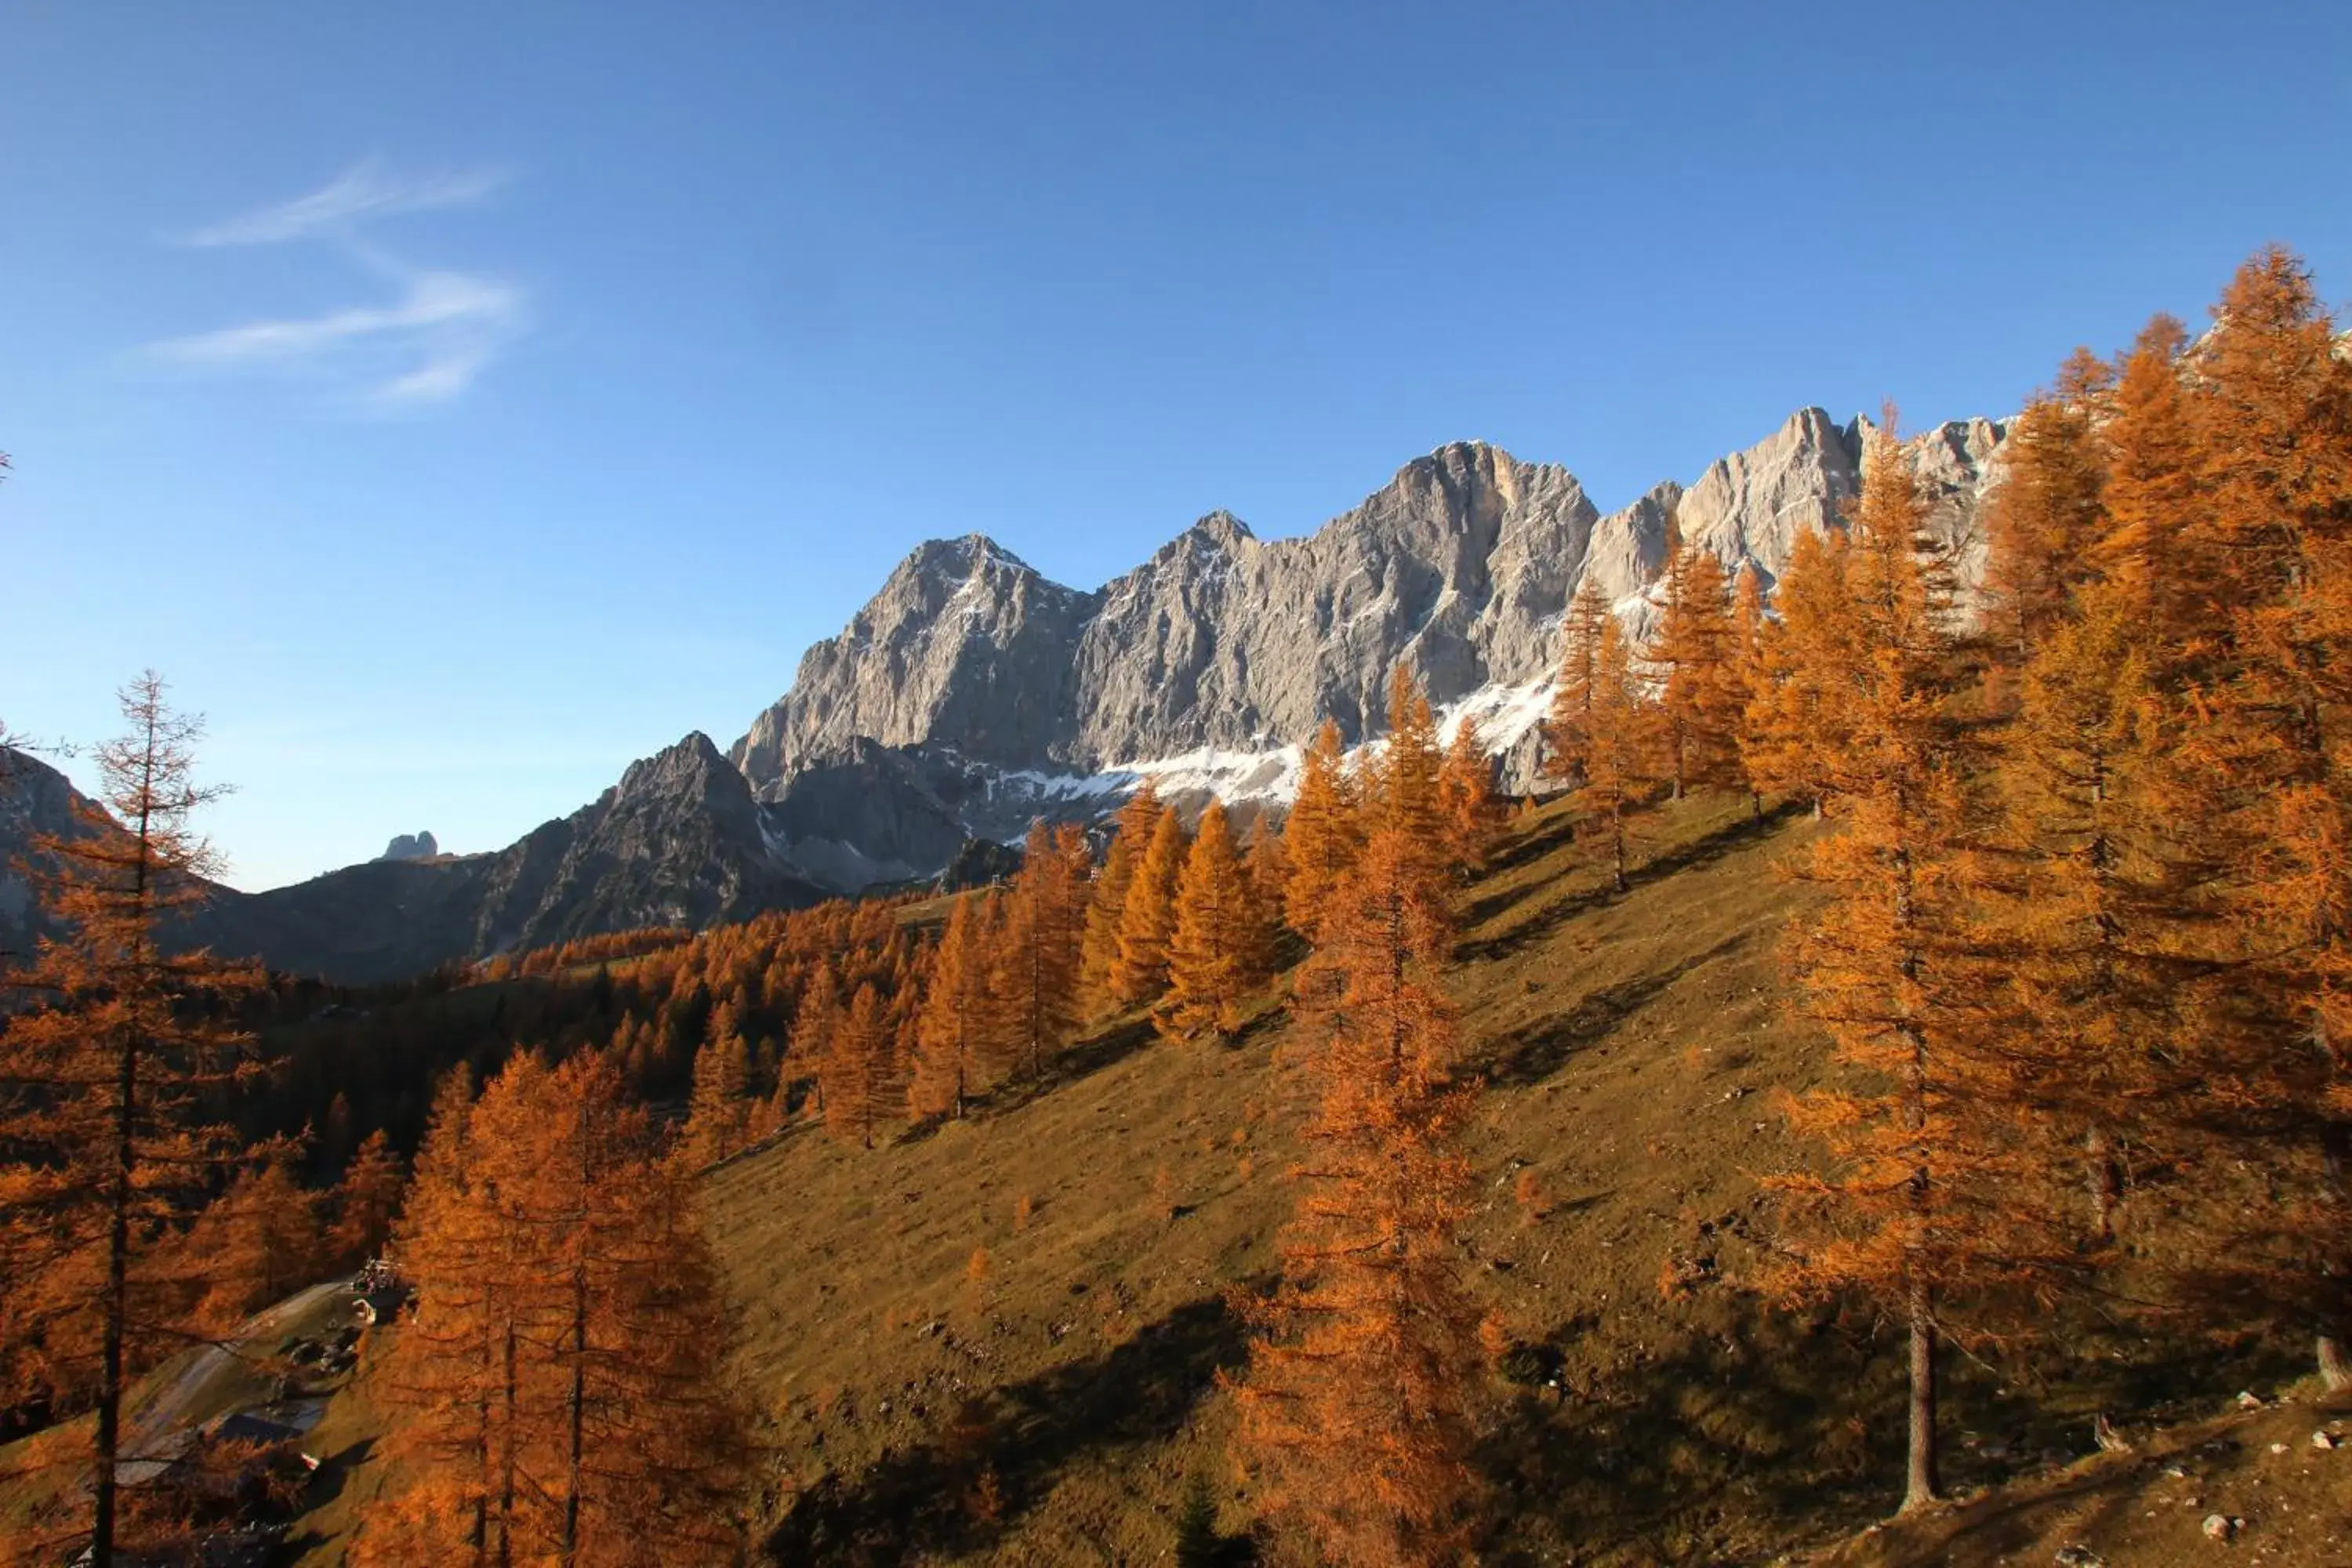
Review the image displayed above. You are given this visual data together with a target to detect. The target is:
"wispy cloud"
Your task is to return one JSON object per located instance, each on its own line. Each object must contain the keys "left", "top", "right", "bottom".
{"left": 154, "top": 268, "right": 525, "bottom": 406}
{"left": 154, "top": 162, "right": 525, "bottom": 408}
{"left": 183, "top": 159, "right": 509, "bottom": 247}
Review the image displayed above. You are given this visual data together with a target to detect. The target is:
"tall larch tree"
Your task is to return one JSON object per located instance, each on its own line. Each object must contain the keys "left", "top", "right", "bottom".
{"left": 1543, "top": 575, "right": 1614, "bottom": 790}
{"left": 1570, "top": 615, "right": 1653, "bottom": 895}
{"left": 2169, "top": 250, "right": 2352, "bottom": 1383}
{"left": 910, "top": 893, "right": 991, "bottom": 1118}
{"left": 1980, "top": 350, "right": 2114, "bottom": 681}
{"left": 1731, "top": 562, "right": 1773, "bottom": 822}
{"left": 1000, "top": 821, "right": 1089, "bottom": 1079}
{"left": 187, "top": 1155, "right": 323, "bottom": 1333}
{"left": 1242, "top": 815, "right": 1289, "bottom": 941}
{"left": 1112, "top": 805, "right": 1189, "bottom": 1008}
{"left": 682, "top": 1014, "right": 752, "bottom": 1167}
{"left": 1081, "top": 784, "right": 1161, "bottom": 1018}
{"left": 822, "top": 983, "right": 899, "bottom": 1149}
{"left": 1741, "top": 527, "right": 1860, "bottom": 818}
{"left": 331, "top": 1129, "right": 406, "bottom": 1267}
{"left": 1281, "top": 718, "right": 1361, "bottom": 938}
{"left": 1159, "top": 800, "right": 1258, "bottom": 1042}
{"left": 360, "top": 1051, "right": 752, "bottom": 1564}
{"left": 1768, "top": 419, "right": 2074, "bottom": 1514}
{"left": 1229, "top": 825, "right": 1483, "bottom": 1565}
{"left": 0, "top": 674, "right": 262, "bottom": 1566}
{"left": 1435, "top": 716, "right": 1498, "bottom": 875}
{"left": 1646, "top": 532, "right": 1742, "bottom": 800}
{"left": 788, "top": 963, "right": 842, "bottom": 1117}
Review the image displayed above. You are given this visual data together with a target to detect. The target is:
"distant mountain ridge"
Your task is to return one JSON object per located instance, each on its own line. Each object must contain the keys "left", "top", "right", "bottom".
{"left": 731, "top": 408, "right": 2003, "bottom": 884}
{"left": 1, "top": 408, "right": 2005, "bottom": 982}
{"left": 733, "top": 409, "right": 2002, "bottom": 789}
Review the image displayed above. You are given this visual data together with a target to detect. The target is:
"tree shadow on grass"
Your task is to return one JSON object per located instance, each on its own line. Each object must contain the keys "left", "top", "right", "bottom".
{"left": 1478, "top": 1283, "right": 2310, "bottom": 1566}
{"left": 1457, "top": 801, "right": 1803, "bottom": 967}
{"left": 1476, "top": 805, "right": 1586, "bottom": 881}
{"left": 1472, "top": 936, "right": 1747, "bottom": 1087}
{"left": 764, "top": 1294, "right": 1246, "bottom": 1565}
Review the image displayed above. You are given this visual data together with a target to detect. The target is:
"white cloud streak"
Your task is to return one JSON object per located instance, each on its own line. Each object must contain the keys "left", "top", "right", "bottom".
{"left": 184, "top": 159, "right": 509, "bottom": 247}
{"left": 154, "top": 269, "right": 525, "bottom": 405}
{"left": 157, "top": 163, "right": 526, "bottom": 408}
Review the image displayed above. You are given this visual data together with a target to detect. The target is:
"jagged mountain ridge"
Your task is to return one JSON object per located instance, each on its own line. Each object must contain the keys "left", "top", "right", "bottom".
{"left": 732, "top": 407, "right": 2004, "bottom": 798}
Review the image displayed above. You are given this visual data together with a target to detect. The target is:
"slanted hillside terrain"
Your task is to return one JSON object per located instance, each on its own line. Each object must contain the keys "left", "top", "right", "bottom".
{"left": 274, "top": 791, "right": 2338, "bottom": 1566}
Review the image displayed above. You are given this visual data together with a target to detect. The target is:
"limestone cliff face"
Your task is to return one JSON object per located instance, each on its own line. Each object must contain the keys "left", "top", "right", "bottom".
{"left": 731, "top": 536, "right": 1096, "bottom": 785}
{"left": 733, "top": 407, "right": 2009, "bottom": 793}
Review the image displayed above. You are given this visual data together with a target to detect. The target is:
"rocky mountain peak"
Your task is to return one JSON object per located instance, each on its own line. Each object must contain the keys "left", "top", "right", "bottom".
{"left": 377, "top": 831, "right": 439, "bottom": 862}
{"left": 616, "top": 731, "right": 734, "bottom": 805}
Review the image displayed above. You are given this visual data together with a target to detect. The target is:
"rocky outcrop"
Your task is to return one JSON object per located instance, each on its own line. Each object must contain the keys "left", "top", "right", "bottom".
{"left": 732, "top": 536, "right": 1096, "bottom": 785}
{"left": 378, "top": 831, "right": 439, "bottom": 862}
{"left": 732, "top": 408, "right": 2009, "bottom": 797}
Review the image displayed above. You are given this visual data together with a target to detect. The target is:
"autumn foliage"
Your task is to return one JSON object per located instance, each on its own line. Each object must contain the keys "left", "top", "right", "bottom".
{"left": 359, "top": 1051, "right": 751, "bottom": 1565}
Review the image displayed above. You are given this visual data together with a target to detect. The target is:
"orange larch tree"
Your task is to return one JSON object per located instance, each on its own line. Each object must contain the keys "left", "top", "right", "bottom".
{"left": 1542, "top": 575, "right": 1614, "bottom": 791}
{"left": 1436, "top": 715, "right": 1498, "bottom": 874}
{"left": 1228, "top": 825, "right": 1483, "bottom": 1564}
{"left": 1980, "top": 350, "right": 2114, "bottom": 680}
{"left": 1740, "top": 526, "right": 1860, "bottom": 819}
{"left": 1111, "top": 804, "right": 1189, "bottom": 1009}
{"left": 787, "top": 962, "right": 842, "bottom": 1117}
{"left": 2162, "top": 250, "right": 2352, "bottom": 1383}
{"left": 1730, "top": 561, "right": 1773, "bottom": 822}
{"left": 360, "top": 1051, "right": 752, "bottom": 1565}
{"left": 330, "top": 1128, "right": 406, "bottom": 1268}
{"left": 910, "top": 891, "right": 993, "bottom": 1118}
{"left": 184, "top": 1155, "right": 324, "bottom": 1334}
{"left": 1080, "top": 783, "right": 1160, "bottom": 1018}
{"left": 1767, "top": 419, "right": 2075, "bottom": 1515}
{"left": 682, "top": 1005, "right": 752, "bottom": 1167}
{"left": 822, "top": 982, "right": 901, "bottom": 1149}
{"left": 1159, "top": 800, "right": 1259, "bottom": 1042}
{"left": 1645, "top": 533, "right": 1741, "bottom": 800}
{"left": 1281, "top": 718, "right": 1361, "bottom": 938}
{"left": 0, "top": 674, "right": 263, "bottom": 1566}
{"left": 998, "top": 821, "right": 1089, "bottom": 1079}
{"left": 1569, "top": 614, "right": 1654, "bottom": 895}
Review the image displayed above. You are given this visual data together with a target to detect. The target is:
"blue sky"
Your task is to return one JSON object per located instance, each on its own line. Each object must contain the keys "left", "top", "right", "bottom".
{"left": 5, "top": 2, "right": 2347, "bottom": 890}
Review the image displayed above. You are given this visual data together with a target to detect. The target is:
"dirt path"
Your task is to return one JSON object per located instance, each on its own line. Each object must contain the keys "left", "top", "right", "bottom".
{"left": 118, "top": 1278, "right": 351, "bottom": 1465}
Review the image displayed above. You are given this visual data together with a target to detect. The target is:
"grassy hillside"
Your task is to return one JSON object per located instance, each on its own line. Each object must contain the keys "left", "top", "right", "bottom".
{"left": 277, "top": 789, "right": 2337, "bottom": 1565}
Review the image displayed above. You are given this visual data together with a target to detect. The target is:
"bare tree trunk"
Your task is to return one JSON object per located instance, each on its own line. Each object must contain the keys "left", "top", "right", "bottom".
{"left": 1610, "top": 797, "right": 1628, "bottom": 895}
{"left": 1904, "top": 1271, "right": 1940, "bottom": 1512}
{"left": 92, "top": 1029, "right": 136, "bottom": 1566}
{"left": 564, "top": 1263, "right": 586, "bottom": 1563}
{"left": 497, "top": 1323, "right": 518, "bottom": 1568}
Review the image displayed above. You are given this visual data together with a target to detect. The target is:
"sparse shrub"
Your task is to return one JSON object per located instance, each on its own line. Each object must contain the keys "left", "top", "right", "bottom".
{"left": 967, "top": 1464, "right": 1004, "bottom": 1524}
{"left": 1013, "top": 1192, "right": 1036, "bottom": 1233}
{"left": 1512, "top": 1167, "right": 1546, "bottom": 1221}
{"left": 1152, "top": 1163, "right": 1177, "bottom": 1218}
